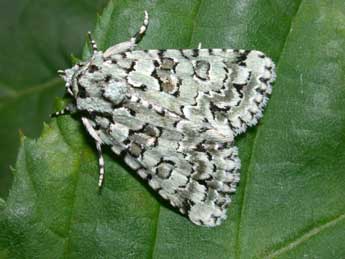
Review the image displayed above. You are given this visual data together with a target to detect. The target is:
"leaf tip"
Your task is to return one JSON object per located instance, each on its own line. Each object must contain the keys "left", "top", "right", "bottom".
{"left": 42, "top": 122, "right": 52, "bottom": 136}
{"left": 18, "top": 129, "right": 26, "bottom": 144}
{"left": 53, "top": 97, "right": 67, "bottom": 111}
{"left": 71, "top": 54, "right": 81, "bottom": 65}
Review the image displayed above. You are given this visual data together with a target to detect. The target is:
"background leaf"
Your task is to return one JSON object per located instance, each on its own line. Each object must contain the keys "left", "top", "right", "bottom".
{"left": 0, "top": 0, "right": 108, "bottom": 197}
{"left": 1, "top": 0, "right": 345, "bottom": 258}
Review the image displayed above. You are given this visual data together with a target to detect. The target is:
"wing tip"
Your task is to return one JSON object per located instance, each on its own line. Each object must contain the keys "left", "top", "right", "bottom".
{"left": 229, "top": 51, "right": 276, "bottom": 135}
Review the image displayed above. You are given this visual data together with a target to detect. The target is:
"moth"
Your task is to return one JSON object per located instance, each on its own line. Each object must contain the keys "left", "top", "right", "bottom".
{"left": 53, "top": 11, "right": 275, "bottom": 227}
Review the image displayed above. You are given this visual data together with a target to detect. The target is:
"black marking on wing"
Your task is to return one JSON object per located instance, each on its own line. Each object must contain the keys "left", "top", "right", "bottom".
{"left": 125, "top": 61, "right": 136, "bottom": 73}
{"left": 192, "top": 49, "right": 199, "bottom": 57}
{"left": 236, "top": 50, "right": 250, "bottom": 66}
{"left": 194, "top": 60, "right": 211, "bottom": 81}
{"left": 87, "top": 64, "right": 99, "bottom": 73}
{"left": 171, "top": 78, "right": 182, "bottom": 97}
{"left": 180, "top": 49, "right": 190, "bottom": 60}
{"left": 259, "top": 77, "right": 270, "bottom": 84}
{"left": 210, "top": 102, "right": 231, "bottom": 115}
{"left": 233, "top": 83, "right": 245, "bottom": 99}
{"left": 77, "top": 83, "right": 88, "bottom": 98}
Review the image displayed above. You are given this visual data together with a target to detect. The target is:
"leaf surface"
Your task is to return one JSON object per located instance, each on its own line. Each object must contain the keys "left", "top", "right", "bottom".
{"left": 1, "top": 1, "right": 345, "bottom": 258}
{"left": 0, "top": 0, "right": 108, "bottom": 197}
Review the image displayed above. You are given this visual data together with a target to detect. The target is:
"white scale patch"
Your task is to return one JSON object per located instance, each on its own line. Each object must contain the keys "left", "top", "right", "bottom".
{"left": 53, "top": 11, "right": 276, "bottom": 227}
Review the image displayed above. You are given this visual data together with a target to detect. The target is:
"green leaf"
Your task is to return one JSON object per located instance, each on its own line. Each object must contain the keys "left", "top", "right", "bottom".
{"left": 1, "top": 0, "right": 345, "bottom": 258}
{"left": 0, "top": 198, "right": 5, "bottom": 212}
{"left": 0, "top": 0, "right": 109, "bottom": 197}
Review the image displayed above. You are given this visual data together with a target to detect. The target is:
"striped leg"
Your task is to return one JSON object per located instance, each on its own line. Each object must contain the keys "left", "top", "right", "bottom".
{"left": 96, "top": 142, "right": 105, "bottom": 187}
{"left": 88, "top": 31, "right": 98, "bottom": 54}
{"left": 81, "top": 117, "right": 106, "bottom": 188}
{"left": 57, "top": 69, "right": 65, "bottom": 76}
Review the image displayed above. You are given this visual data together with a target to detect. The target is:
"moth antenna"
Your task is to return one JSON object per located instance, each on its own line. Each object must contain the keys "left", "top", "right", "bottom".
{"left": 131, "top": 10, "right": 149, "bottom": 44}
{"left": 198, "top": 42, "right": 202, "bottom": 49}
{"left": 88, "top": 31, "right": 98, "bottom": 53}
{"left": 57, "top": 70, "right": 66, "bottom": 76}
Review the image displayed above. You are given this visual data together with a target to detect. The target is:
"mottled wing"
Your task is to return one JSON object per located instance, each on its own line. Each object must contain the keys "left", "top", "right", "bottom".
{"left": 76, "top": 48, "right": 274, "bottom": 226}
{"left": 113, "top": 48, "right": 275, "bottom": 135}
{"left": 90, "top": 102, "right": 241, "bottom": 226}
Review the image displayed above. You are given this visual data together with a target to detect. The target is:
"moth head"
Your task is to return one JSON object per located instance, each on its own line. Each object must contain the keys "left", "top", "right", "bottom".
{"left": 57, "top": 53, "right": 104, "bottom": 98}
{"left": 57, "top": 64, "right": 81, "bottom": 97}
{"left": 85, "top": 52, "right": 128, "bottom": 105}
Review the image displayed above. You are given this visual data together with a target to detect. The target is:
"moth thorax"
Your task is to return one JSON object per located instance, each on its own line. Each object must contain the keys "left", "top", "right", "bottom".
{"left": 103, "top": 80, "right": 128, "bottom": 105}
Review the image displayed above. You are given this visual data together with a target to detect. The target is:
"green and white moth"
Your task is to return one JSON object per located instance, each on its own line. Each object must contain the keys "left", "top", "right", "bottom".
{"left": 53, "top": 11, "right": 275, "bottom": 227}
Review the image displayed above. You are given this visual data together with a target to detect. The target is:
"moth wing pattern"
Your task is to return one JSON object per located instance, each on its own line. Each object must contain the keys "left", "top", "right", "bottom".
{"left": 55, "top": 11, "right": 275, "bottom": 227}
{"left": 71, "top": 48, "right": 274, "bottom": 226}
{"left": 114, "top": 48, "right": 275, "bottom": 136}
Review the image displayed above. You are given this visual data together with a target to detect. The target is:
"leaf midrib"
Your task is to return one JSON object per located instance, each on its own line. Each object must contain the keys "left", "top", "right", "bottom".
{"left": 0, "top": 77, "right": 61, "bottom": 104}
{"left": 62, "top": 151, "right": 82, "bottom": 258}
{"left": 264, "top": 212, "right": 345, "bottom": 258}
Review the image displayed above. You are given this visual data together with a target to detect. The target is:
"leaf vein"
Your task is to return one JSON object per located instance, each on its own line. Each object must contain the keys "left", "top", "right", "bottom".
{"left": 0, "top": 77, "right": 61, "bottom": 103}
{"left": 62, "top": 148, "right": 83, "bottom": 257}
{"left": 264, "top": 212, "right": 345, "bottom": 258}
{"left": 148, "top": 205, "right": 161, "bottom": 259}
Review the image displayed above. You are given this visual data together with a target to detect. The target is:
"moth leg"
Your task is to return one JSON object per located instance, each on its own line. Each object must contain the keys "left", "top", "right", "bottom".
{"left": 57, "top": 69, "right": 65, "bottom": 76}
{"left": 50, "top": 103, "right": 77, "bottom": 117}
{"left": 95, "top": 142, "right": 105, "bottom": 187}
{"left": 81, "top": 117, "right": 106, "bottom": 187}
{"left": 87, "top": 31, "right": 98, "bottom": 54}
{"left": 103, "top": 11, "right": 149, "bottom": 57}
{"left": 198, "top": 42, "right": 202, "bottom": 49}
{"left": 130, "top": 10, "right": 149, "bottom": 45}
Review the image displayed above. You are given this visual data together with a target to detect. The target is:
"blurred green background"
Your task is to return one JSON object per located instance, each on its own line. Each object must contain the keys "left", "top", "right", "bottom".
{"left": 0, "top": 0, "right": 108, "bottom": 198}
